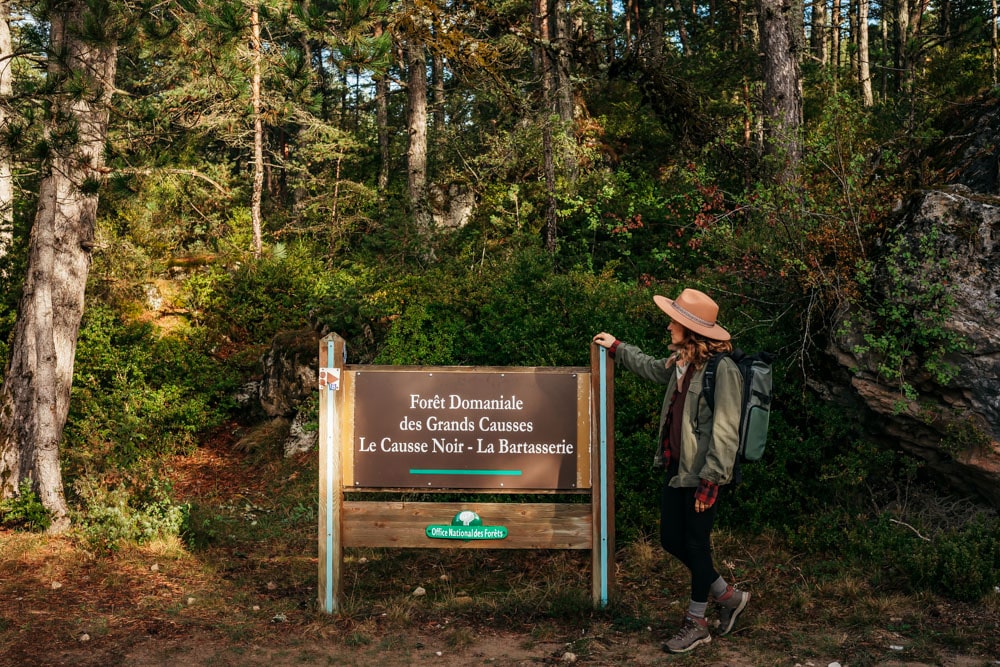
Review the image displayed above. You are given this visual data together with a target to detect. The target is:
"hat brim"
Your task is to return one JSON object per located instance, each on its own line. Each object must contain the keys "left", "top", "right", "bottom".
{"left": 653, "top": 294, "right": 731, "bottom": 341}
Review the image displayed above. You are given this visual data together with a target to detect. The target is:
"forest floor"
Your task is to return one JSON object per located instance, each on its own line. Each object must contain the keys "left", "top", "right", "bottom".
{"left": 2, "top": 423, "right": 999, "bottom": 667}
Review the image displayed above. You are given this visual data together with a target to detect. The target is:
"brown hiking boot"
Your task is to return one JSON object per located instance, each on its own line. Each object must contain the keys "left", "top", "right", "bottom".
{"left": 662, "top": 615, "right": 712, "bottom": 653}
{"left": 716, "top": 586, "right": 750, "bottom": 636}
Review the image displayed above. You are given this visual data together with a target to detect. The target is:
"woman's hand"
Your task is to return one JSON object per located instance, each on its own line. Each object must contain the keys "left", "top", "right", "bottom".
{"left": 592, "top": 332, "right": 617, "bottom": 349}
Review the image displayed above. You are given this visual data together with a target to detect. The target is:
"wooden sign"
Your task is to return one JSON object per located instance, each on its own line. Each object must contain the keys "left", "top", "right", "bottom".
{"left": 349, "top": 368, "right": 586, "bottom": 490}
{"left": 318, "top": 335, "right": 616, "bottom": 614}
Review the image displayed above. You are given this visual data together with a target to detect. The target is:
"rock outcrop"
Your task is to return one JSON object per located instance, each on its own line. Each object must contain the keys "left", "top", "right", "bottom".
{"left": 259, "top": 328, "right": 319, "bottom": 418}
{"left": 826, "top": 100, "right": 1000, "bottom": 507}
{"left": 251, "top": 328, "right": 320, "bottom": 456}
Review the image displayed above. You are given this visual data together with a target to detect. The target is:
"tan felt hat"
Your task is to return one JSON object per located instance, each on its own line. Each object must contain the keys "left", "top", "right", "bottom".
{"left": 653, "top": 289, "right": 731, "bottom": 341}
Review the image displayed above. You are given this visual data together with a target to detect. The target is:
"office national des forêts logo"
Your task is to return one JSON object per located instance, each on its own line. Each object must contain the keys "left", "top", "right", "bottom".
{"left": 425, "top": 511, "right": 508, "bottom": 540}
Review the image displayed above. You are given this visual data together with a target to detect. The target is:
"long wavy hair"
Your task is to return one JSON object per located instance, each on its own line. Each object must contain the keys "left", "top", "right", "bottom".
{"left": 672, "top": 327, "right": 733, "bottom": 368}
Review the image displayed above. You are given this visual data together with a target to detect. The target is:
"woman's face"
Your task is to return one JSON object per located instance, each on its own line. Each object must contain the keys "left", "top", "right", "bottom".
{"left": 668, "top": 319, "right": 687, "bottom": 346}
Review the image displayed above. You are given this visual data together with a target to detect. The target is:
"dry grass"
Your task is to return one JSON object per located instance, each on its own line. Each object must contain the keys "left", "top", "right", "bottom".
{"left": 1, "top": 440, "right": 998, "bottom": 667}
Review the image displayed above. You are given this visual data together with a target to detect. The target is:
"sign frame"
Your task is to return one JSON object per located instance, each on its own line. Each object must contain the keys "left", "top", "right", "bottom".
{"left": 317, "top": 333, "right": 615, "bottom": 614}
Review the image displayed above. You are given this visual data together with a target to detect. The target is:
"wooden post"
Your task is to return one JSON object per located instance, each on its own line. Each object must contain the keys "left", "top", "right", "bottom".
{"left": 590, "top": 343, "right": 615, "bottom": 607}
{"left": 318, "top": 333, "right": 347, "bottom": 614}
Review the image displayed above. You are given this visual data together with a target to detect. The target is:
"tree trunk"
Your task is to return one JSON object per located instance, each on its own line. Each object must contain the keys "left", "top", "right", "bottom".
{"left": 534, "top": 0, "right": 558, "bottom": 252}
{"left": 250, "top": 4, "right": 264, "bottom": 257}
{"left": 406, "top": 26, "right": 430, "bottom": 233}
{"left": 993, "top": 0, "right": 998, "bottom": 85}
{"left": 431, "top": 39, "right": 445, "bottom": 140}
{"left": 848, "top": 0, "right": 857, "bottom": 74}
{"left": 939, "top": 0, "right": 951, "bottom": 42}
{"left": 605, "top": 0, "right": 615, "bottom": 62}
{"left": 831, "top": 0, "right": 841, "bottom": 77}
{"left": 374, "top": 22, "right": 390, "bottom": 193}
{"left": 376, "top": 71, "right": 390, "bottom": 192}
{"left": 757, "top": 0, "right": 803, "bottom": 182}
{"left": 812, "top": 0, "right": 828, "bottom": 65}
{"left": 0, "top": 0, "right": 118, "bottom": 530}
{"left": 432, "top": 52, "right": 445, "bottom": 137}
{"left": 672, "top": 0, "right": 690, "bottom": 55}
{"left": 649, "top": 0, "right": 666, "bottom": 58}
{"left": 553, "top": 0, "right": 573, "bottom": 124}
{"left": 552, "top": 0, "right": 577, "bottom": 182}
{"left": 0, "top": 0, "right": 12, "bottom": 264}
{"left": 895, "top": 0, "right": 911, "bottom": 91}
{"left": 858, "top": 0, "right": 873, "bottom": 105}
{"left": 881, "top": 5, "right": 889, "bottom": 94}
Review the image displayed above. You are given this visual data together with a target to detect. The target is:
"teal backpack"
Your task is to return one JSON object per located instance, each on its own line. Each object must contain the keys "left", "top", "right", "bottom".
{"left": 700, "top": 349, "right": 774, "bottom": 463}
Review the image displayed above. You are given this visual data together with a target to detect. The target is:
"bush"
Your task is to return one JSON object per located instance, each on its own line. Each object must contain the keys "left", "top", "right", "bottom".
{"left": 72, "top": 470, "right": 189, "bottom": 552}
{"left": 66, "top": 304, "right": 237, "bottom": 471}
{"left": 199, "top": 241, "right": 326, "bottom": 345}
{"left": 0, "top": 480, "right": 51, "bottom": 532}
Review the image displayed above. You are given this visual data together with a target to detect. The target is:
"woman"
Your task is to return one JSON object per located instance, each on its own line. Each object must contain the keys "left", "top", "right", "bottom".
{"left": 593, "top": 288, "right": 750, "bottom": 654}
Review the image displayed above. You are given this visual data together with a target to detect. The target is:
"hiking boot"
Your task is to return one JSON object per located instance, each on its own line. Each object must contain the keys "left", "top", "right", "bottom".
{"left": 716, "top": 586, "right": 750, "bottom": 636}
{"left": 662, "top": 615, "right": 712, "bottom": 653}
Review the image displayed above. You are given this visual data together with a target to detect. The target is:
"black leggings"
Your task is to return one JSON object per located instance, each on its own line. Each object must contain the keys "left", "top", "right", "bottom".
{"left": 660, "top": 473, "right": 721, "bottom": 604}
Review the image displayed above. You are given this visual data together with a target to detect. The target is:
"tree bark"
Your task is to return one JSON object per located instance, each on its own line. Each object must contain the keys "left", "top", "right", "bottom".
{"left": 374, "top": 22, "right": 390, "bottom": 193}
{"left": 0, "top": 0, "right": 12, "bottom": 264}
{"left": 376, "top": 71, "right": 390, "bottom": 192}
{"left": 534, "top": 0, "right": 558, "bottom": 252}
{"left": 993, "top": 0, "right": 998, "bottom": 85}
{"left": 812, "top": 0, "right": 828, "bottom": 65}
{"left": 895, "top": 0, "right": 911, "bottom": 91}
{"left": 0, "top": 0, "right": 118, "bottom": 530}
{"left": 848, "top": 0, "right": 857, "bottom": 74}
{"left": 757, "top": 0, "right": 803, "bottom": 182}
{"left": 831, "top": 0, "right": 841, "bottom": 78}
{"left": 553, "top": 0, "right": 573, "bottom": 125}
{"left": 405, "top": 20, "right": 430, "bottom": 234}
{"left": 858, "top": 0, "right": 873, "bottom": 105}
{"left": 250, "top": 3, "right": 264, "bottom": 257}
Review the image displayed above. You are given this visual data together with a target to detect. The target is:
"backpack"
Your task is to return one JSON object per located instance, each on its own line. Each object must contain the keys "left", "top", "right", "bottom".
{"left": 700, "top": 349, "right": 774, "bottom": 463}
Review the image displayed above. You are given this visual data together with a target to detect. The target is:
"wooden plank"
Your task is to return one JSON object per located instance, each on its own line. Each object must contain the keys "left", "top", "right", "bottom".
{"left": 339, "top": 370, "right": 356, "bottom": 488}
{"left": 576, "top": 372, "right": 592, "bottom": 490}
{"left": 342, "top": 501, "right": 593, "bottom": 550}
{"left": 344, "top": 488, "right": 590, "bottom": 495}
{"left": 351, "top": 365, "right": 589, "bottom": 375}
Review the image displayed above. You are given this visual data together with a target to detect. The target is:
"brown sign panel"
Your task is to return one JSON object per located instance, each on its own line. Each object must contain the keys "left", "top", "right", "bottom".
{"left": 351, "top": 369, "right": 582, "bottom": 489}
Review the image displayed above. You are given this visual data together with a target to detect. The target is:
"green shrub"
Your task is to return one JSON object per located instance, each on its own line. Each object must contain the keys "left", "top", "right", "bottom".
{"left": 72, "top": 470, "right": 189, "bottom": 551}
{"left": 847, "top": 227, "right": 970, "bottom": 401}
{"left": 66, "top": 304, "right": 236, "bottom": 471}
{"left": 0, "top": 480, "right": 51, "bottom": 531}
{"left": 200, "top": 241, "right": 325, "bottom": 345}
{"left": 865, "top": 512, "right": 1000, "bottom": 602}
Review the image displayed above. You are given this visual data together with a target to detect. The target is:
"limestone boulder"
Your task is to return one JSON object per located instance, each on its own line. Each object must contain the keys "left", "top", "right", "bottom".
{"left": 827, "top": 185, "right": 1000, "bottom": 507}
{"left": 259, "top": 328, "right": 319, "bottom": 418}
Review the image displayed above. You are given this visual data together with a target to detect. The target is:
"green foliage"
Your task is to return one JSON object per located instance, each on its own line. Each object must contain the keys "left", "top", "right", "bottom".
{"left": 724, "top": 392, "right": 1000, "bottom": 602}
{"left": 554, "top": 165, "right": 721, "bottom": 278}
{"left": 66, "top": 304, "right": 237, "bottom": 471}
{"left": 845, "top": 227, "right": 969, "bottom": 399}
{"left": 72, "top": 470, "right": 190, "bottom": 552}
{"left": 0, "top": 480, "right": 52, "bottom": 532}
{"left": 198, "top": 242, "right": 326, "bottom": 345}
{"left": 870, "top": 513, "right": 1000, "bottom": 602}
{"left": 723, "top": 396, "right": 868, "bottom": 534}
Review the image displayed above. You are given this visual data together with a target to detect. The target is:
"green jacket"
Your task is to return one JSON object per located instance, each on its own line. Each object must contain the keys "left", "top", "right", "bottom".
{"left": 614, "top": 342, "right": 743, "bottom": 487}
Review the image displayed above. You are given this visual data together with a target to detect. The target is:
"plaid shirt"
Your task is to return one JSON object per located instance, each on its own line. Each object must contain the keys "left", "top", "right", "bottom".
{"left": 695, "top": 479, "right": 719, "bottom": 507}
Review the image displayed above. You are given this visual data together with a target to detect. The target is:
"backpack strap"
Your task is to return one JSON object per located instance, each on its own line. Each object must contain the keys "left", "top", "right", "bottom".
{"left": 694, "top": 349, "right": 743, "bottom": 436}
{"left": 701, "top": 352, "right": 725, "bottom": 413}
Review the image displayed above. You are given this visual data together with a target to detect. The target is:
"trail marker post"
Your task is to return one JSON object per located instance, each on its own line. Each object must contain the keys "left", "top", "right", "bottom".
{"left": 317, "top": 333, "right": 615, "bottom": 614}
